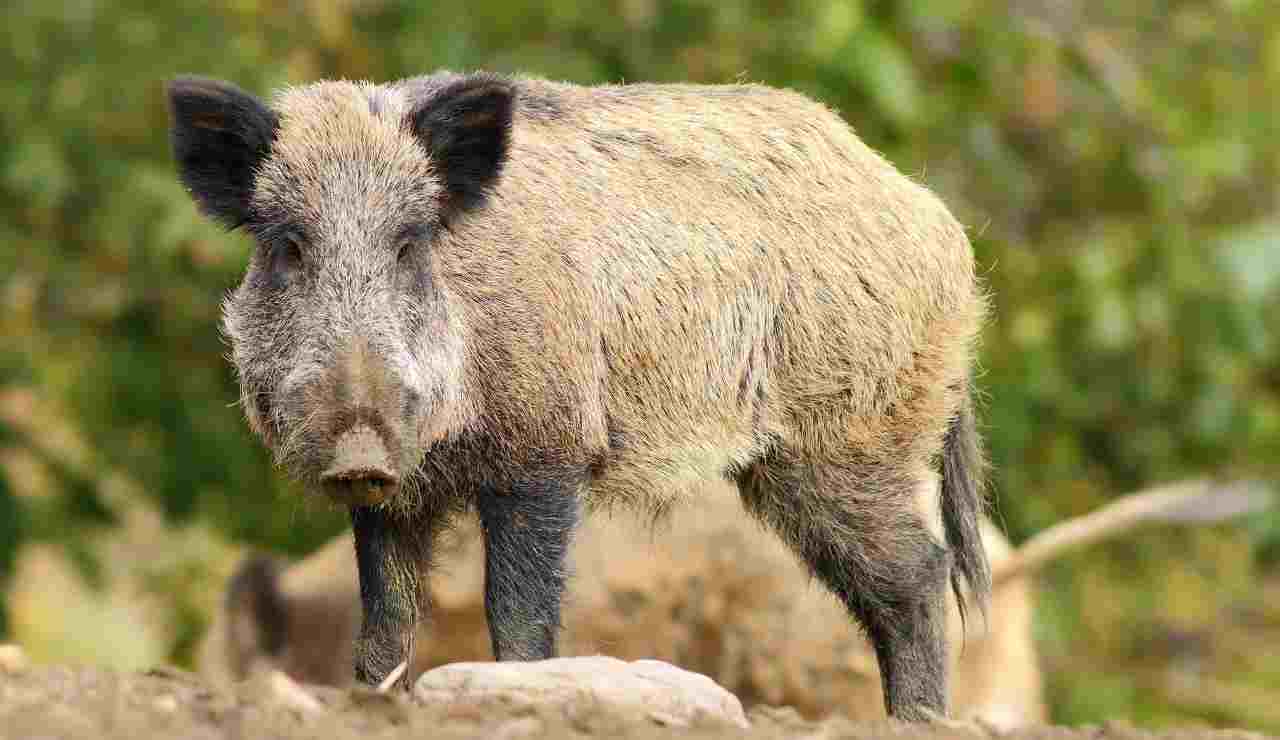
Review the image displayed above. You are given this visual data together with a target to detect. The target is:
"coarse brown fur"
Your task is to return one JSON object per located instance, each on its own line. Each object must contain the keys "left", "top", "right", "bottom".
{"left": 169, "top": 71, "right": 988, "bottom": 720}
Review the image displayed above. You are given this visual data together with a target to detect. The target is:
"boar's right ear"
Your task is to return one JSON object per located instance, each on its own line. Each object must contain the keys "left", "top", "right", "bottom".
{"left": 167, "top": 76, "right": 279, "bottom": 229}
{"left": 408, "top": 74, "right": 515, "bottom": 216}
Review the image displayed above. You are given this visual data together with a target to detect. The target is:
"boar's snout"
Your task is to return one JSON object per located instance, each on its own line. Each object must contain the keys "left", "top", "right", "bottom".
{"left": 321, "top": 425, "right": 399, "bottom": 506}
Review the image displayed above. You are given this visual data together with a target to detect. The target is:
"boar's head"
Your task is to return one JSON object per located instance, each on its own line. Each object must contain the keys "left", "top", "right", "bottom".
{"left": 168, "top": 74, "right": 513, "bottom": 506}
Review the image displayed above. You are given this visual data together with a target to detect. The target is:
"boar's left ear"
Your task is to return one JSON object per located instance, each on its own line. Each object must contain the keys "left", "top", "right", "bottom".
{"left": 168, "top": 76, "right": 279, "bottom": 229}
{"left": 408, "top": 74, "right": 515, "bottom": 215}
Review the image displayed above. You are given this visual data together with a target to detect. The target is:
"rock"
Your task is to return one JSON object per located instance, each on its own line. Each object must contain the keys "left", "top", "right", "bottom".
{"left": 491, "top": 716, "right": 544, "bottom": 739}
{"left": 412, "top": 656, "right": 749, "bottom": 729}
{"left": 0, "top": 643, "right": 29, "bottom": 674}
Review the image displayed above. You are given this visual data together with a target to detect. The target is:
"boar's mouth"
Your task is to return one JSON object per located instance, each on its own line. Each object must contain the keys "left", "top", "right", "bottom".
{"left": 319, "top": 424, "right": 400, "bottom": 507}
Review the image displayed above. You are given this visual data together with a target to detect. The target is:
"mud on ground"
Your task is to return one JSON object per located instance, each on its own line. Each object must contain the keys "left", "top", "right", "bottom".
{"left": 0, "top": 665, "right": 1271, "bottom": 740}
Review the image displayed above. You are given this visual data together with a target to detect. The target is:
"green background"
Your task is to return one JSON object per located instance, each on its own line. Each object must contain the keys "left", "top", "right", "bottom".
{"left": 2, "top": 0, "right": 1278, "bottom": 731}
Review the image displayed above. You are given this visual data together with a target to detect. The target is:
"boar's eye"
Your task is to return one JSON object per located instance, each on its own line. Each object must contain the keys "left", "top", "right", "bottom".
{"left": 395, "top": 224, "right": 429, "bottom": 265}
{"left": 269, "top": 230, "right": 304, "bottom": 283}
{"left": 396, "top": 236, "right": 415, "bottom": 265}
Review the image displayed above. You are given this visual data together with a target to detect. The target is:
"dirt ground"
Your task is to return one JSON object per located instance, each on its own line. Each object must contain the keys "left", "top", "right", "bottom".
{"left": 0, "top": 665, "right": 1271, "bottom": 740}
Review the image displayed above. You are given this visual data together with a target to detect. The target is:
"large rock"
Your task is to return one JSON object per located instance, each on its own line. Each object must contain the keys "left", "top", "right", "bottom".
{"left": 198, "top": 482, "right": 1045, "bottom": 727}
{"left": 412, "top": 656, "right": 749, "bottom": 729}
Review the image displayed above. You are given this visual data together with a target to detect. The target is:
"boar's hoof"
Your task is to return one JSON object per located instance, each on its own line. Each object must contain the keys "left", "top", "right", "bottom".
{"left": 321, "top": 425, "right": 398, "bottom": 506}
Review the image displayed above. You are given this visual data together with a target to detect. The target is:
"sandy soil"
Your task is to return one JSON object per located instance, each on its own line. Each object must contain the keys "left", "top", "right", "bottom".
{"left": 0, "top": 665, "right": 1272, "bottom": 740}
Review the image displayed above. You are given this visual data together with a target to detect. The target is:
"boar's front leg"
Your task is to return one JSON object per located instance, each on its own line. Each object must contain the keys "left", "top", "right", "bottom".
{"left": 476, "top": 476, "right": 580, "bottom": 661}
{"left": 350, "top": 505, "right": 432, "bottom": 689}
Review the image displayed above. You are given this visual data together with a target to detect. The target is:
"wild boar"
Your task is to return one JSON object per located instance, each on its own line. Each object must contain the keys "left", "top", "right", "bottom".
{"left": 168, "top": 70, "right": 989, "bottom": 720}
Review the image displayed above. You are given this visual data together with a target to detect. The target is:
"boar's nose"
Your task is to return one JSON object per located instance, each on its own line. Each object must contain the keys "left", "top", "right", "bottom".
{"left": 320, "top": 425, "right": 398, "bottom": 506}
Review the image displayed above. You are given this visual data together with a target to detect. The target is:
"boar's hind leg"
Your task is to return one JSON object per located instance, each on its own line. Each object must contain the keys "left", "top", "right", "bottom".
{"left": 351, "top": 505, "right": 435, "bottom": 689}
{"left": 476, "top": 477, "right": 580, "bottom": 661}
{"left": 735, "top": 453, "right": 950, "bottom": 721}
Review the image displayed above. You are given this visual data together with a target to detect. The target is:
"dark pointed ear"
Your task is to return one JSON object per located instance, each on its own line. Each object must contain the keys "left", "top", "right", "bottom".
{"left": 167, "top": 76, "right": 278, "bottom": 229}
{"left": 408, "top": 74, "right": 515, "bottom": 214}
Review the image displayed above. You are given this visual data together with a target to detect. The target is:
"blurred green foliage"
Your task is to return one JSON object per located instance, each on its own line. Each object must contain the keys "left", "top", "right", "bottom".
{"left": 2, "top": 0, "right": 1279, "bottom": 731}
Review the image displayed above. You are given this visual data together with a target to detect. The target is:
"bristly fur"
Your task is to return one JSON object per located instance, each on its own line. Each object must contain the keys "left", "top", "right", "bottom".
{"left": 941, "top": 385, "right": 990, "bottom": 630}
{"left": 169, "top": 70, "right": 990, "bottom": 720}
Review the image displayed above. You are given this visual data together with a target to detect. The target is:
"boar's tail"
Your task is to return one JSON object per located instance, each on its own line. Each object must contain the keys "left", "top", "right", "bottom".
{"left": 940, "top": 385, "right": 991, "bottom": 628}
